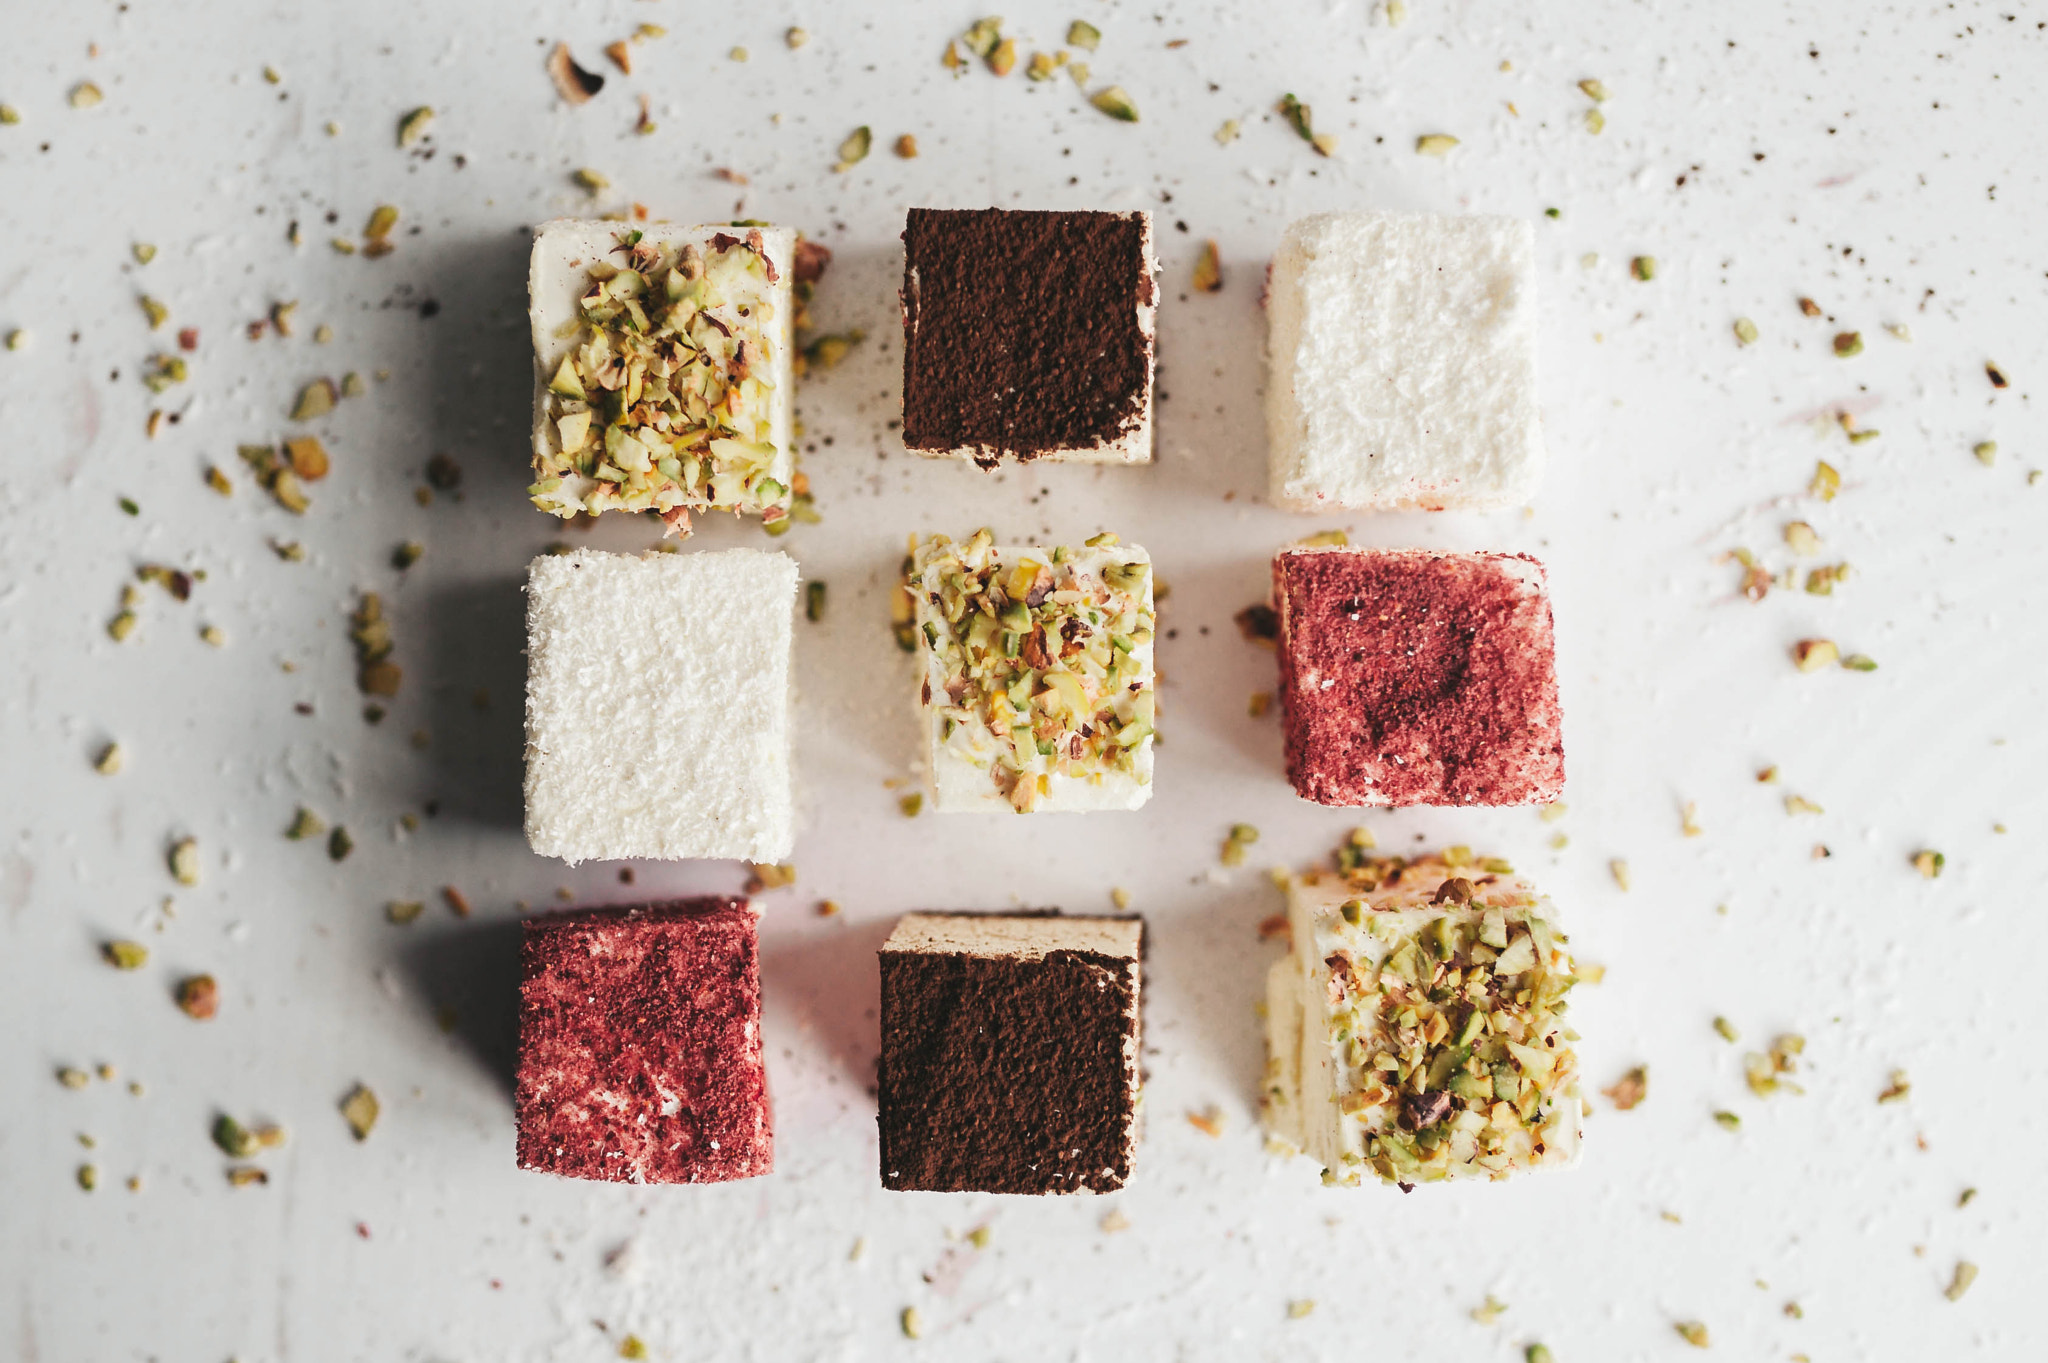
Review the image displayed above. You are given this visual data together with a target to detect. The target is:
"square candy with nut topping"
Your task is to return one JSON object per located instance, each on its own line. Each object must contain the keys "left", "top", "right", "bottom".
{"left": 1264, "top": 854, "right": 1583, "bottom": 1187}
{"left": 1275, "top": 546, "right": 1563, "bottom": 808}
{"left": 517, "top": 898, "right": 772, "bottom": 1185}
{"left": 879, "top": 912, "right": 1144, "bottom": 1195}
{"left": 901, "top": 207, "right": 1157, "bottom": 465}
{"left": 527, "top": 220, "right": 795, "bottom": 536}
{"left": 912, "top": 530, "right": 1155, "bottom": 813}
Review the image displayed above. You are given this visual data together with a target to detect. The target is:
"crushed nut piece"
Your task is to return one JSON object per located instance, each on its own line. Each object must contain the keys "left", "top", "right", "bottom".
{"left": 169, "top": 837, "right": 201, "bottom": 886}
{"left": 1791, "top": 639, "right": 1839, "bottom": 672}
{"left": 397, "top": 106, "right": 433, "bottom": 147}
{"left": 340, "top": 1083, "right": 380, "bottom": 1140}
{"left": 1945, "top": 1261, "right": 1978, "bottom": 1302}
{"left": 1912, "top": 849, "right": 1944, "bottom": 879}
{"left": 177, "top": 974, "right": 220, "bottom": 1020}
{"left": 1878, "top": 1069, "right": 1910, "bottom": 1104}
{"left": 1192, "top": 240, "right": 1222, "bottom": 293}
{"left": 1833, "top": 331, "right": 1863, "bottom": 358}
{"left": 1603, "top": 1066, "right": 1648, "bottom": 1111}
{"left": 1091, "top": 86, "right": 1139, "bottom": 122}
{"left": 547, "top": 43, "right": 605, "bottom": 105}
{"left": 1630, "top": 256, "right": 1656, "bottom": 281}
{"left": 894, "top": 133, "right": 918, "bottom": 158}
{"left": 1609, "top": 858, "right": 1630, "bottom": 891}
{"left": 1713, "top": 1016, "right": 1739, "bottom": 1044}
{"left": 103, "top": 940, "right": 150, "bottom": 970}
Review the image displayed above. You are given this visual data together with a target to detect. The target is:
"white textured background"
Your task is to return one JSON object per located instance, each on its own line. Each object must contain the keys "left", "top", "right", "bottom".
{"left": 3, "top": 1, "right": 2043, "bottom": 1359}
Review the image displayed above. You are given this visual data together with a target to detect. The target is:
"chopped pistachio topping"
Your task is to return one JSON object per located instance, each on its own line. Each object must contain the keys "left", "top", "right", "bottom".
{"left": 1192, "top": 240, "right": 1222, "bottom": 293}
{"left": 77, "top": 1163, "right": 99, "bottom": 1191}
{"left": 618, "top": 1336, "right": 648, "bottom": 1360}
{"left": 1712, "top": 1109, "right": 1741, "bottom": 1131}
{"left": 70, "top": 82, "right": 104, "bottom": 109}
{"left": 5, "top": 328, "right": 26, "bottom": 349}
{"left": 169, "top": 837, "right": 201, "bottom": 886}
{"left": 1630, "top": 256, "right": 1656, "bottom": 281}
{"left": 894, "top": 133, "right": 919, "bottom": 158}
{"left": 1833, "top": 331, "right": 1863, "bottom": 357}
{"left": 1841, "top": 652, "right": 1877, "bottom": 672}
{"left": 143, "top": 354, "right": 187, "bottom": 392}
{"left": 531, "top": 229, "right": 791, "bottom": 531}
{"left": 1746, "top": 1034, "right": 1806, "bottom": 1097}
{"left": 328, "top": 826, "right": 354, "bottom": 861}
{"left": 1067, "top": 20, "right": 1102, "bottom": 50}
{"left": 226, "top": 1166, "right": 268, "bottom": 1188}
{"left": 1526, "top": 1347, "right": 1554, "bottom": 1363}
{"left": 1579, "top": 78, "right": 1610, "bottom": 101}
{"left": 387, "top": 900, "right": 425, "bottom": 925}
{"left": 1302, "top": 850, "right": 1582, "bottom": 1187}
{"left": 352, "top": 592, "right": 402, "bottom": 695}
{"left": 0, "top": 105, "right": 19, "bottom": 125}
{"left": 1712, "top": 1016, "right": 1739, "bottom": 1044}
{"left": 1025, "top": 50, "right": 1059, "bottom": 81}
{"left": 103, "top": 939, "right": 150, "bottom": 970}
{"left": 785, "top": 26, "right": 808, "bottom": 48}
{"left": 912, "top": 531, "right": 1156, "bottom": 812}
{"left": 900, "top": 1306, "right": 924, "bottom": 1340}
{"left": 1809, "top": 459, "right": 1841, "bottom": 501}
{"left": 94, "top": 742, "right": 123, "bottom": 774}
{"left": 1675, "top": 1322, "right": 1710, "bottom": 1348}
{"left": 1733, "top": 316, "right": 1759, "bottom": 346}
{"left": 1091, "top": 85, "right": 1139, "bottom": 122}
{"left": 1415, "top": 132, "right": 1459, "bottom": 156}
{"left": 286, "top": 806, "right": 327, "bottom": 840}
{"left": 1222, "top": 822, "right": 1260, "bottom": 866}
{"left": 1471, "top": 1295, "right": 1508, "bottom": 1325}
{"left": 364, "top": 205, "right": 398, "bottom": 241}
{"left": 1215, "top": 118, "right": 1241, "bottom": 144}
{"left": 291, "top": 378, "right": 337, "bottom": 421}
{"left": 1912, "top": 849, "right": 1945, "bottom": 879}
{"left": 1973, "top": 440, "right": 1997, "bottom": 466}
{"left": 107, "top": 609, "right": 137, "bottom": 641}
{"left": 1286, "top": 1299, "right": 1314, "bottom": 1319}
{"left": 140, "top": 295, "right": 169, "bottom": 330}
{"left": 340, "top": 1083, "right": 380, "bottom": 1140}
{"left": 1878, "top": 1069, "right": 1910, "bottom": 1104}
{"left": 58, "top": 1066, "right": 90, "bottom": 1089}
{"left": 213, "top": 1113, "right": 258, "bottom": 1158}
{"left": 987, "top": 37, "right": 1017, "bottom": 76}
{"left": 572, "top": 167, "right": 609, "bottom": 195}
{"left": 1945, "top": 1260, "right": 1978, "bottom": 1302}
{"left": 1609, "top": 858, "right": 1630, "bottom": 891}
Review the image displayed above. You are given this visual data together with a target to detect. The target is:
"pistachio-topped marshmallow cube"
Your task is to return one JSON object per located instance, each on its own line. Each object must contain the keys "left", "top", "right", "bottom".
{"left": 911, "top": 530, "right": 1156, "bottom": 813}
{"left": 1264, "top": 848, "right": 1584, "bottom": 1188}
{"left": 527, "top": 220, "right": 795, "bottom": 536}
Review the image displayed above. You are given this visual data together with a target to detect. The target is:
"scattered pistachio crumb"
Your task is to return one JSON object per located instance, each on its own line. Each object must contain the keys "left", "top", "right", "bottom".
{"left": 176, "top": 974, "right": 220, "bottom": 1020}
{"left": 1415, "top": 132, "right": 1459, "bottom": 156}
{"left": 1215, "top": 118, "right": 1241, "bottom": 145}
{"left": 1526, "top": 1347, "right": 1555, "bottom": 1363}
{"left": 58, "top": 1066, "right": 91, "bottom": 1089}
{"left": 200, "top": 625, "right": 225, "bottom": 647}
{"left": 70, "top": 82, "right": 104, "bottom": 109}
{"left": 729, "top": 46, "right": 748, "bottom": 62}
{"left": 894, "top": 791, "right": 924, "bottom": 819}
{"left": 286, "top": 806, "right": 327, "bottom": 840}
{"left": 1958, "top": 1187, "right": 1977, "bottom": 1208}
{"left": 1841, "top": 653, "right": 1877, "bottom": 672}
{"left": 1912, "top": 849, "right": 1945, "bottom": 879}
{"left": 340, "top": 1083, "right": 380, "bottom": 1140}
{"left": 1833, "top": 331, "right": 1864, "bottom": 358}
{"left": 397, "top": 106, "right": 433, "bottom": 147}
{"left": 1470, "top": 1295, "right": 1508, "bottom": 1325}
{"left": 966, "top": 1224, "right": 991, "bottom": 1250}
{"left": 1681, "top": 801, "right": 1702, "bottom": 837}
{"left": 1675, "top": 1320, "right": 1710, "bottom": 1347}
{"left": 1630, "top": 255, "right": 1656, "bottom": 281}
{"left": 1186, "top": 1105, "right": 1225, "bottom": 1137}
{"left": 78, "top": 1163, "right": 99, "bottom": 1191}
{"left": 1609, "top": 858, "right": 1631, "bottom": 891}
{"left": 1068, "top": 20, "right": 1102, "bottom": 50}
{"left": 1973, "top": 440, "right": 1997, "bottom": 466}
{"left": 1784, "top": 794, "right": 1824, "bottom": 816}
{"left": 1878, "top": 1069, "right": 1911, "bottom": 1104}
{"left": 1585, "top": 108, "right": 1606, "bottom": 134}
{"left": 1110, "top": 887, "right": 1132, "bottom": 910}
{"left": 833, "top": 125, "right": 871, "bottom": 171}
{"left": 1733, "top": 317, "right": 1759, "bottom": 346}
{"left": 1221, "top": 823, "right": 1259, "bottom": 866}
{"left": 94, "top": 742, "right": 123, "bottom": 774}
{"left": 331, "top": 237, "right": 357, "bottom": 255}
{"left": 1287, "top": 1300, "right": 1315, "bottom": 1320}
{"left": 1091, "top": 86, "right": 1139, "bottom": 123}
{"left": 1099, "top": 1208, "right": 1131, "bottom": 1232}
{"left": 1539, "top": 801, "right": 1568, "bottom": 823}
{"left": 1713, "top": 1016, "right": 1739, "bottom": 1044}
{"left": 1603, "top": 1066, "right": 1648, "bottom": 1111}
{"left": 386, "top": 900, "right": 425, "bottom": 925}
{"left": 103, "top": 939, "right": 149, "bottom": 970}
{"left": 328, "top": 826, "right": 354, "bottom": 862}
{"left": 785, "top": 27, "right": 808, "bottom": 49}
{"left": 5, "top": 329, "right": 26, "bottom": 350}
{"left": 1579, "top": 78, "right": 1610, "bottom": 101}
{"left": 1945, "top": 1261, "right": 1978, "bottom": 1302}
{"left": 900, "top": 1306, "right": 923, "bottom": 1340}
{"left": 169, "top": 837, "right": 201, "bottom": 886}
{"left": 618, "top": 1336, "right": 648, "bottom": 1361}
{"left": 816, "top": 899, "right": 841, "bottom": 918}
{"left": 0, "top": 105, "right": 19, "bottom": 125}
{"left": 392, "top": 541, "right": 424, "bottom": 571}
{"left": 572, "top": 167, "right": 610, "bottom": 195}
{"left": 1791, "top": 638, "right": 1839, "bottom": 672}
{"left": 226, "top": 1166, "right": 269, "bottom": 1188}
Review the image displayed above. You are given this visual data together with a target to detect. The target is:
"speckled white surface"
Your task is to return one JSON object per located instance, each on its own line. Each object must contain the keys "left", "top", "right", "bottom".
{"left": 2, "top": 1, "right": 2044, "bottom": 1359}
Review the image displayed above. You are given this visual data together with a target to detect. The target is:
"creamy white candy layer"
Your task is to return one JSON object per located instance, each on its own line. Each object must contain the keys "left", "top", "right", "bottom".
{"left": 1265, "top": 210, "right": 1544, "bottom": 512}
{"left": 527, "top": 220, "right": 794, "bottom": 531}
{"left": 1265, "top": 858, "right": 1583, "bottom": 1186}
{"left": 912, "top": 532, "right": 1155, "bottom": 813}
{"left": 524, "top": 548, "right": 797, "bottom": 864}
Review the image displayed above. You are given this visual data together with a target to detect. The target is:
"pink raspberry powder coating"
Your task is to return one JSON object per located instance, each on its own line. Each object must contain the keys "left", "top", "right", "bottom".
{"left": 1275, "top": 547, "right": 1564, "bottom": 807}
{"left": 516, "top": 898, "right": 772, "bottom": 1184}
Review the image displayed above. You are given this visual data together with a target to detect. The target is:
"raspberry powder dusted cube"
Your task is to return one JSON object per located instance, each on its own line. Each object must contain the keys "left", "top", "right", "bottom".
{"left": 1264, "top": 850, "right": 1584, "bottom": 1188}
{"left": 527, "top": 220, "right": 796, "bottom": 536}
{"left": 1266, "top": 210, "right": 1544, "bottom": 512}
{"left": 517, "top": 898, "right": 772, "bottom": 1184}
{"left": 878, "top": 913, "right": 1144, "bottom": 1195}
{"left": 1275, "top": 546, "right": 1563, "bottom": 807}
{"left": 901, "top": 207, "right": 1157, "bottom": 466}
{"left": 524, "top": 547, "right": 797, "bottom": 864}
{"left": 910, "top": 529, "right": 1156, "bottom": 813}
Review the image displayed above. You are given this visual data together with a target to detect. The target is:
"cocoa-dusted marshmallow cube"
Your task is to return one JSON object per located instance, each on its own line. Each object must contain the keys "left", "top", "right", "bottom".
{"left": 516, "top": 898, "right": 771, "bottom": 1184}
{"left": 1274, "top": 547, "right": 1564, "bottom": 807}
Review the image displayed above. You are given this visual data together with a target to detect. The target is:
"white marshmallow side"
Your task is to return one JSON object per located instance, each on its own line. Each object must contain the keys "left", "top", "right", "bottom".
{"left": 524, "top": 547, "right": 797, "bottom": 863}
{"left": 1265, "top": 210, "right": 1543, "bottom": 512}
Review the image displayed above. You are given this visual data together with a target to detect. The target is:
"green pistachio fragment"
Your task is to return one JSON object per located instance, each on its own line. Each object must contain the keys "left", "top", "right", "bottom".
{"left": 103, "top": 940, "right": 150, "bottom": 970}
{"left": 70, "top": 82, "right": 103, "bottom": 108}
{"left": 1712, "top": 1016, "right": 1739, "bottom": 1043}
{"left": 1579, "top": 78, "right": 1610, "bottom": 101}
{"left": 1945, "top": 1261, "right": 1978, "bottom": 1302}
{"left": 213, "top": 1113, "right": 259, "bottom": 1158}
{"left": 572, "top": 168, "right": 609, "bottom": 195}
{"left": 1630, "top": 256, "right": 1655, "bottom": 281}
{"left": 1067, "top": 20, "right": 1102, "bottom": 50}
{"left": 1733, "top": 317, "right": 1758, "bottom": 346}
{"left": 386, "top": 900, "right": 425, "bottom": 925}
{"left": 1526, "top": 1347, "right": 1555, "bottom": 1363}
{"left": 94, "top": 742, "right": 123, "bottom": 774}
{"left": 900, "top": 1306, "right": 924, "bottom": 1339}
{"left": 291, "top": 378, "right": 337, "bottom": 421}
{"left": 1912, "top": 849, "right": 1944, "bottom": 879}
{"left": 1833, "top": 331, "right": 1863, "bottom": 357}
{"left": 140, "top": 296, "right": 169, "bottom": 329}
{"left": 364, "top": 204, "right": 398, "bottom": 240}
{"left": 340, "top": 1083, "right": 380, "bottom": 1140}
{"left": 1675, "top": 1321, "right": 1710, "bottom": 1347}
{"left": 285, "top": 806, "right": 326, "bottom": 840}
{"left": 396, "top": 106, "right": 433, "bottom": 147}
{"left": 328, "top": 826, "right": 354, "bottom": 862}
{"left": 169, "top": 837, "right": 201, "bottom": 886}
{"left": 1415, "top": 133, "right": 1459, "bottom": 156}
{"left": 1090, "top": 86, "right": 1139, "bottom": 122}
{"left": 1973, "top": 440, "right": 1997, "bottom": 466}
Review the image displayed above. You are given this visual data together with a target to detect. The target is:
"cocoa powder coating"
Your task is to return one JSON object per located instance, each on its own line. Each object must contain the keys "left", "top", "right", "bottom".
{"left": 878, "top": 918, "right": 1141, "bottom": 1195}
{"left": 901, "top": 207, "right": 1152, "bottom": 464}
